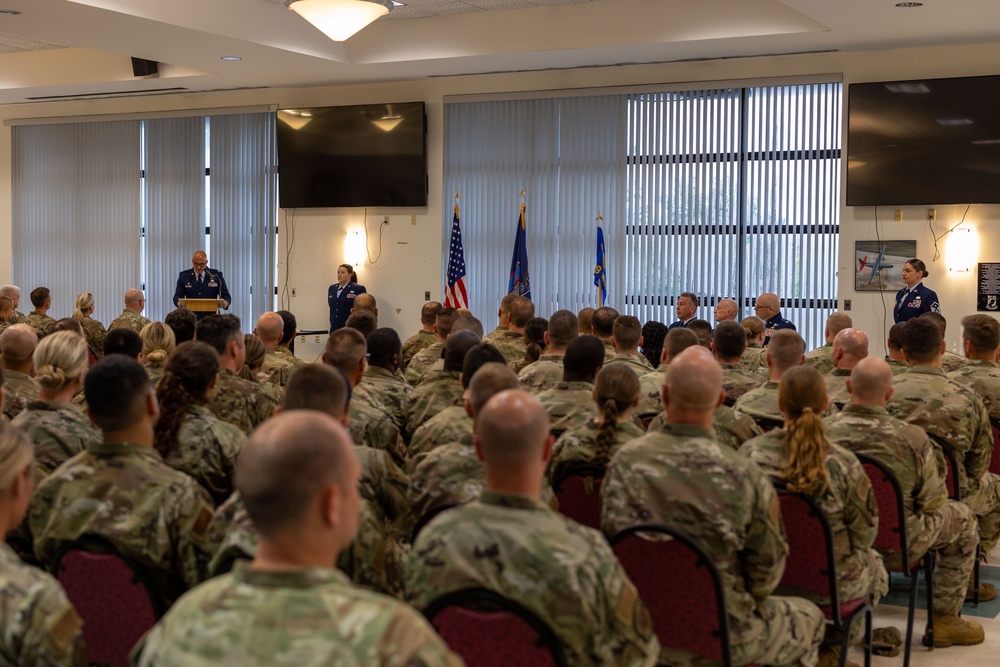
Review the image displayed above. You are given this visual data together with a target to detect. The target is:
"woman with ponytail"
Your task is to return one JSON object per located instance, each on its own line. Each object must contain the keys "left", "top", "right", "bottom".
{"left": 154, "top": 341, "right": 245, "bottom": 504}
{"left": 11, "top": 331, "right": 99, "bottom": 479}
{"left": 141, "top": 321, "right": 176, "bottom": 388}
{"left": 739, "top": 366, "right": 886, "bottom": 615}
{"left": 72, "top": 291, "right": 107, "bottom": 359}
{"left": 546, "top": 364, "right": 643, "bottom": 484}
{"left": 0, "top": 424, "right": 84, "bottom": 663}
{"left": 740, "top": 315, "right": 767, "bottom": 374}
{"left": 238, "top": 334, "right": 283, "bottom": 405}
{"left": 512, "top": 316, "right": 548, "bottom": 374}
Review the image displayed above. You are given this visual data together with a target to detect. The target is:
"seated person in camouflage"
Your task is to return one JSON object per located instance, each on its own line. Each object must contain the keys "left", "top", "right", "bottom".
{"left": 0, "top": 284, "right": 26, "bottom": 323}
{"left": 738, "top": 366, "right": 887, "bottom": 664}
{"left": 207, "top": 366, "right": 409, "bottom": 597}
{"left": 687, "top": 318, "right": 714, "bottom": 349}
{"left": 606, "top": 315, "right": 655, "bottom": 374}
{"left": 602, "top": 346, "right": 825, "bottom": 667}
{"left": 404, "top": 307, "right": 457, "bottom": 385}
{"left": 30, "top": 356, "right": 215, "bottom": 609}
{"left": 733, "top": 329, "right": 807, "bottom": 431}
{"left": 353, "top": 328, "right": 411, "bottom": 434}
{"left": 920, "top": 312, "right": 967, "bottom": 373}
{"left": 405, "top": 330, "right": 480, "bottom": 440}
{"left": 412, "top": 313, "right": 483, "bottom": 387}
{"left": 407, "top": 389, "right": 659, "bottom": 666}
{"left": 823, "top": 328, "right": 868, "bottom": 410}
{"left": 164, "top": 307, "right": 197, "bottom": 345}
{"left": 71, "top": 291, "right": 106, "bottom": 361}
{"left": 712, "top": 320, "right": 763, "bottom": 405}
{"left": 195, "top": 314, "right": 276, "bottom": 435}
{"left": 408, "top": 342, "right": 505, "bottom": 465}
{"left": 740, "top": 316, "right": 768, "bottom": 374}
{"left": 1, "top": 324, "right": 39, "bottom": 420}
{"left": 103, "top": 326, "right": 142, "bottom": 360}
{"left": 636, "top": 328, "right": 698, "bottom": 421}
{"left": 825, "top": 358, "right": 983, "bottom": 647}
{"left": 639, "top": 320, "right": 668, "bottom": 368}
{"left": 547, "top": 364, "right": 644, "bottom": 485}
{"left": 154, "top": 342, "right": 246, "bottom": 505}
{"left": 804, "top": 312, "right": 852, "bottom": 375}
{"left": 12, "top": 331, "right": 99, "bottom": 479}
{"left": 886, "top": 322, "right": 909, "bottom": 375}
{"left": 591, "top": 306, "right": 619, "bottom": 362}
{"left": 484, "top": 295, "right": 533, "bottom": 366}
{"left": 535, "top": 334, "right": 606, "bottom": 436}
{"left": 0, "top": 424, "right": 85, "bottom": 666}
{"left": 140, "top": 321, "right": 175, "bottom": 388}
{"left": 252, "top": 312, "right": 295, "bottom": 388}
{"left": 512, "top": 316, "right": 548, "bottom": 374}
{"left": 133, "top": 411, "right": 462, "bottom": 667}
{"left": 401, "top": 302, "right": 440, "bottom": 371}
{"left": 107, "top": 288, "right": 151, "bottom": 334}
{"left": 24, "top": 287, "right": 57, "bottom": 340}
{"left": 950, "top": 314, "right": 1000, "bottom": 429}
{"left": 518, "top": 309, "right": 579, "bottom": 394}
{"left": 345, "top": 309, "right": 378, "bottom": 339}
{"left": 240, "top": 334, "right": 285, "bottom": 408}
{"left": 274, "top": 309, "right": 307, "bottom": 369}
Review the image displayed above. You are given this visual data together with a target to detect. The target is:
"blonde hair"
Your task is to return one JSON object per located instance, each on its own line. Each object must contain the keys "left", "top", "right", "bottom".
{"left": 141, "top": 321, "right": 176, "bottom": 367}
{"left": 34, "top": 330, "right": 89, "bottom": 392}
{"left": 0, "top": 296, "right": 12, "bottom": 322}
{"left": 593, "top": 365, "right": 640, "bottom": 464}
{"left": 742, "top": 316, "right": 765, "bottom": 342}
{"left": 0, "top": 424, "right": 33, "bottom": 491}
{"left": 239, "top": 333, "right": 266, "bottom": 380}
{"left": 778, "top": 366, "right": 830, "bottom": 495}
{"left": 72, "top": 292, "right": 94, "bottom": 325}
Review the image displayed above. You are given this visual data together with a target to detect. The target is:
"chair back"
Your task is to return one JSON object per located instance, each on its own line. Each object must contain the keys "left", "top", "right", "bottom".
{"left": 856, "top": 453, "right": 910, "bottom": 566}
{"left": 424, "top": 588, "right": 567, "bottom": 667}
{"left": 610, "top": 524, "right": 731, "bottom": 665}
{"left": 774, "top": 488, "right": 842, "bottom": 621}
{"left": 989, "top": 417, "right": 1000, "bottom": 475}
{"left": 928, "top": 435, "right": 962, "bottom": 501}
{"left": 551, "top": 462, "right": 606, "bottom": 530}
{"left": 51, "top": 535, "right": 162, "bottom": 667}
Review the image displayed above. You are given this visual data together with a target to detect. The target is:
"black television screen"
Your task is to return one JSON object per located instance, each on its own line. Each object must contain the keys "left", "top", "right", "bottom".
{"left": 847, "top": 75, "right": 1000, "bottom": 206}
{"left": 276, "top": 102, "right": 427, "bottom": 208}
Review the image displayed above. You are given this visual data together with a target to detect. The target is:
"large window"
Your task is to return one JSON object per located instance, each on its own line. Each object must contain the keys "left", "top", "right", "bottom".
{"left": 444, "top": 82, "right": 841, "bottom": 348}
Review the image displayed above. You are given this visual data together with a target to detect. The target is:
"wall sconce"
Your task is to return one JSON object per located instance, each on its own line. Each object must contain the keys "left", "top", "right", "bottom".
{"left": 947, "top": 226, "right": 978, "bottom": 272}
{"left": 345, "top": 231, "right": 365, "bottom": 268}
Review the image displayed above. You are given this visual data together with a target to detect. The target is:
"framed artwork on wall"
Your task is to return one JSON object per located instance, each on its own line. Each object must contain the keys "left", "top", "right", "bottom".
{"left": 854, "top": 240, "right": 916, "bottom": 292}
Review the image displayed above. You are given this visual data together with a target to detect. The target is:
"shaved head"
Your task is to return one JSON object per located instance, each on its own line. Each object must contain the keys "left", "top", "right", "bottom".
{"left": 477, "top": 389, "right": 550, "bottom": 465}
{"left": 353, "top": 293, "right": 377, "bottom": 313}
{"left": 664, "top": 346, "right": 723, "bottom": 412}
{"left": 0, "top": 323, "right": 38, "bottom": 366}
{"left": 124, "top": 288, "right": 145, "bottom": 308}
{"left": 714, "top": 299, "right": 739, "bottom": 322}
{"left": 848, "top": 357, "right": 895, "bottom": 404}
{"left": 757, "top": 293, "right": 780, "bottom": 310}
{"left": 255, "top": 312, "right": 284, "bottom": 346}
{"left": 832, "top": 328, "right": 869, "bottom": 369}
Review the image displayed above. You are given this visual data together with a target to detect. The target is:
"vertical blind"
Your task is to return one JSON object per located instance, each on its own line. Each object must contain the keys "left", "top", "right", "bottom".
{"left": 444, "top": 82, "right": 841, "bottom": 348}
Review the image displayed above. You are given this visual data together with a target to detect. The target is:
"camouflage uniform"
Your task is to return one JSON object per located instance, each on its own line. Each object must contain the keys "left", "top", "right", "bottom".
{"left": 407, "top": 405, "right": 472, "bottom": 466}
{"left": 803, "top": 343, "right": 834, "bottom": 374}
{"left": 404, "top": 371, "right": 464, "bottom": 439}
{"left": 604, "top": 352, "right": 654, "bottom": 375}
{"left": 636, "top": 368, "right": 666, "bottom": 421}
{"left": 2, "top": 369, "right": 39, "bottom": 421}
{"left": 404, "top": 342, "right": 444, "bottom": 386}
{"left": 355, "top": 444, "right": 412, "bottom": 539}
{"left": 274, "top": 345, "right": 308, "bottom": 369}
{"left": 733, "top": 380, "right": 784, "bottom": 430}
{"left": 349, "top": 398, "right": 407, "bottom": 469}
{"left": 535, "top": 381, "right": 597, "bottom": 435}
{"left": 646, "top": 406, "right": 764, "bottom": 451}
{"left": 721, "top": 363, "right": 763, "bottom": 404}
{"left": 107, "top": 308, "right": 151, "bottom": 333}
{"left": 602, "top": 422, "right": 824, "bottom": 667}
{"left": 738, "top": 430, "right": 888, "bottom": 603}
{"left": 208, "top": 368, "right": 276, "bottom": 436}
{"left": 517, "top": 354, "right": 565, "bottom": 395}
{"left": 29, "top": 441, "right": 215, "bottom": 608}
{"left": 401, "top": 329, "right": 436, "bottom": 371}
{"left": 11, "top": 309, "right": 27, "bottom": 324}
{"left": 547, "top": 418, "right": 645, "bottom": 483}
{"left": 484, "top": 329, "right": 527, "bottom": 367}
{"left": 162, "top": 404, "right": 246, "bottom": 505}
{"left": 600, "top": 338, "right": 616, "bottom": 363}
{"left": 825, "top": 403, "right": 979, "bottom": 615}
{"left": 257, "top": 348, "right": 295, "bottom": 387}
{"left": 0, "top": 541, "right": 84, "bottom": 666}
{"left": 23, "top": 312, "right": 56, "bottom": 339}
{"left": 824, "top": 367, "right": 852, "bottom": 409}
{"left": 355, "top": 365, "right": 412, "bottom": 435}
{"left": 12, "top": 399, "right": 101, "bottom": 480}
{"left": 941, "top": 350, "right": 967, "bottom": 374}
{"left": 949, "top": 359, "right": 1000, "bottom": 423}
{"left": 408, "top": 443, "right": 482, "bottom": 529}
{"left": 407, "top": 489, "right": 659, "bottom": 666}
{"left": 143, "top": 362, "right": 167, "bottom": 389}
{"left": 131, "top": 560, "right": 459, "bottom": 667}
{"left": 887, "top": 359, "right": 909, "bottom": 376}
{"left": 81, "top": 316, "right": 106, "bottom": 359}
{"left": 741, "top": 344, "right": 768, "bottom": 375}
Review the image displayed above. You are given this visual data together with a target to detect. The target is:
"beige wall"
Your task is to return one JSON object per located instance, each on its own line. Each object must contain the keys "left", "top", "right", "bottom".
{"left": 3, "top": 40, "right": 1000, "bottom": 358}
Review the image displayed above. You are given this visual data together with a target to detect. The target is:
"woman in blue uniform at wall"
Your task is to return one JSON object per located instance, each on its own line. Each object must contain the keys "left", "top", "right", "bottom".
{"left": 893, "top": 258, "right": 940, "bottom": 323}
{"left": 328, "top": 263, "right": 366, "bottom": 332}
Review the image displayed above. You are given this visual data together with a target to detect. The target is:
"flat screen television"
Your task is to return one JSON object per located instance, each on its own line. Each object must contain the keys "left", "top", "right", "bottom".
{"left": 847, "top": 75, "right": 1000, "bottom": 206}
{"left": 276, "top": 102, "right": 427, "bottom": 208}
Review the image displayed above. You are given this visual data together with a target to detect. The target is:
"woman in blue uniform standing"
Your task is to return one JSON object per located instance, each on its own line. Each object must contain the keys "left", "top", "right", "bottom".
{"left": 328, "top": 263, "right": 366, "bottom": 332}
{"left": 893, "top": 258, "right": 940, "bottom": 323}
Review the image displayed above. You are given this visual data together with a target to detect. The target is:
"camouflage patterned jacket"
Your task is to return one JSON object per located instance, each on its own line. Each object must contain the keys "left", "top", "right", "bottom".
{"left": 401, "top": 329, "right": 436, "bottom": 371}
{"left": 132, "top": 561, "right": 459, "bottom": 666}
{"left": 604, "top": 353, "right": 654, "bottom": 375}
{"left": 407, "top": 490, "right": 659, "bottom": 666}
{"left": 824, "top": 367, "right": 852, "bottom": 409}
{"left": 107, "top": 308, "right": 150, "bottom": 334}
{"left": 81, "top": 316, "right": 106, "bottom": 359}
{"left": 0, "top": 541, "right": 84, "bottom": 666}
{"left": 721, "top": 363, "right": 763, "bottom": 404}
{"left": 29, "top": 441, "right": 215, "bottom": 608}
{"left": 23, "top": 312, "right": 56, "bottom": 339}
{"left": 601, "top": 338, "right": 616, "bottom": 363}
{"left": 517, "top": 354, "right": 565, "bottom": 395}
{"left": 2, "top": 369, "right": 39, "bottom": 421}
{"left": 162, "top": 405, "right": 246, "bottom": 505}
{"left": 941, "top": 350, "right": 967, "bottom": 374}
{"left": 144, "top": 362, "right": 167, "bottom": 389}
{"left": 733, "top": 380, "right": 784, "bottom": 429}
{"left": 948, "top": 359, "right": 1000, "bottom": 423}
{"left": 647, "top": 406, "right": 763, "bottom": 451}
{"left": 803, "top": 343, "right": 834, "bottom": 375}
{"left": 601, "top": 422, "right": 789, "bottom": 640}
{"left": 740, "top": 344, "right": 768, "bottom": 375}
{"left": 404, "top": 342, "right": 444, "bottom": 386}
{"left": 274, "top": 345, "right": 308, "bottom": 369}
{"left": 349, "top": 399, "right": 408, "bottom": 468}
{"left": 12, "top": 399, "right": 101, "bottom": 480}
{"left": 483, "top": 329, "right": 527, "bottom": 367}
{"left": 404, "top": 371, "right": 464, "bottom": 439}
{"left": 407, "top": 405, "right": 472, "bottom": 465}
{"left": 547, "top": 418, "right": 645, "bottom": 484}
{"left": 257, "top": 349, "right": 295, "bottom": 388}
{"left": 208, "top": 368, "right": 276, "bottom": 436}
{"left": 636, "top": 368, "right": 665, "bottom": 420}
{"left": 536, "top": 381, "right": 597, "bottom": 435}
{"left": 407, "top": 442, "right": 482, "bottom": 529}
{"left": 355, "top": 365, "right": 412, "bottom": 435}
{"left": 738, "top": 429, "right": 884, "bottom": 603}
{"left": 887, "top": 359, "right": 909, "bottom": 376}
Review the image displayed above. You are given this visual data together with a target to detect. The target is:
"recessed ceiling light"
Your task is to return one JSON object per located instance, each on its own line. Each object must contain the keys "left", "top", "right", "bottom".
{"left": 895, "top": 2, "right": 923, "bottom": 6}
{"left": 220, "top": 55, "right": 242, "bottom": 61}
{"left": 0, "top": 9, "right": 22, "bottom": 15}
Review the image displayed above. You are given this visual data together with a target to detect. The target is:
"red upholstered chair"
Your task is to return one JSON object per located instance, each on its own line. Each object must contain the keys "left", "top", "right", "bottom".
{"left": 856, "top": 454, "right": 934, "bottom": 667}
{"left": 929, "top": 436, "right": 981, "bottom": 606}
{"left": 424, "top": 588, "right": 567, "bottom": 667}
{"left": 775, "top": 488, "right": 872, "bottom": 667}
{"left": 610, "top": 523, "right": 733, "bottom": 666}
{"left": 51, "top": 535, "right": 164, "bottom": 667}
{"left": 989, "top": 418, "right": 1000, "bottom": 475}
{"left": 551, "top": 461, "right": 606, "bottom": 530}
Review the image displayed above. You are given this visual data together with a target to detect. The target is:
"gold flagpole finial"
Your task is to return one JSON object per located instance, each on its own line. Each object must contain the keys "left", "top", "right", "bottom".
{"left": 596, "top": 210, "right": 604, "bottom": 223}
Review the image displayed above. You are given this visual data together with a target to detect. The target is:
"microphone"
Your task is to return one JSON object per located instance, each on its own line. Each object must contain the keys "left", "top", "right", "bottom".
{"left": 204, "top": 268, "right": 222, "bottom": 303}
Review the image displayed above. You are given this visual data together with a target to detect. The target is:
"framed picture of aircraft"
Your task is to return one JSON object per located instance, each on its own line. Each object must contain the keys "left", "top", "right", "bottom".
{"left": 854, "top": 240, "right": 916, "bottom": 292}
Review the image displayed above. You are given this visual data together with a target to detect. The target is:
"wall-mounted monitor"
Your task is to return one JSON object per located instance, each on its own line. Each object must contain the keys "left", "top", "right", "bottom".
{"left": 276, "top": 101, "right": 427, "bottom": 209}
{"left": 847, "top": 75, "right": 1000, "bottom": 206}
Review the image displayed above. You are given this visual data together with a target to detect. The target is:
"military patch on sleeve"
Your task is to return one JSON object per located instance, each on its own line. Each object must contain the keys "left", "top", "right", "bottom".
{"left": 49, "top": 605, "right": 82, "bottom": 652}
{"left": 192, "top": 506, "right": 214, "bottom": 539}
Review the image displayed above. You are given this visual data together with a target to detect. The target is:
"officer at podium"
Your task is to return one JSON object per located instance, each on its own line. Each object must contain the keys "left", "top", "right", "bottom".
{"left": 173, "top": 250, "right": 231, "bottom": 317}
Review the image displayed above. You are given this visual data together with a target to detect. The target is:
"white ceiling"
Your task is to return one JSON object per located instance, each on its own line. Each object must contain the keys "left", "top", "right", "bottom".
{"left": 0, "top": 0, "right": 997, "bottom": 105}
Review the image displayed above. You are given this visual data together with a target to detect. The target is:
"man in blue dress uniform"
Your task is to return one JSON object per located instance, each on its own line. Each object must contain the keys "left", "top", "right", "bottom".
{"left": 755, "top": 292, "right": 796, "bottom": 345}
{"left": 173, "top": 250, "right": 231, "bottom": 318}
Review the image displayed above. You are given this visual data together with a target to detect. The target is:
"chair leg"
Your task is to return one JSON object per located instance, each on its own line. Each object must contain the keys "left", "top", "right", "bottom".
{"left": 903, "top": 567, "right": 918, "bottom": 667}
{"left": 974, "top": 542, "right": 982, "bottom": 607}
{"left": 863, "top": 606, "right": 873, "bottom": 667}
{"left": 923, "top": 553, "right": 935, "bottom": 651}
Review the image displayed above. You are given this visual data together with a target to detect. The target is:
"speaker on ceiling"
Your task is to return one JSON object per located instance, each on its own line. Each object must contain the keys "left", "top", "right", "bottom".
{"left": 130, "top": 58, "right": 158, "bottom": 77}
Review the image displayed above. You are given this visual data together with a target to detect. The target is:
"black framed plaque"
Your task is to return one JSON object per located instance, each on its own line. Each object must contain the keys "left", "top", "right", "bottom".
{"left": 978, "top": 263, "right": 1000, "bottom": 312}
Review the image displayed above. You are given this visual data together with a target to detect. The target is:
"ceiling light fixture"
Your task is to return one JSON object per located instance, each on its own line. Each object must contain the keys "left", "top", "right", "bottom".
{"left": 286, "top": 0, "right": 393, "bottom": 42}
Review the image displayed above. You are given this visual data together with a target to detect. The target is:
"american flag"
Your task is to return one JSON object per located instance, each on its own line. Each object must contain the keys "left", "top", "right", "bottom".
{"left": 444, "top": 205, "right": 469, "bottom": 309}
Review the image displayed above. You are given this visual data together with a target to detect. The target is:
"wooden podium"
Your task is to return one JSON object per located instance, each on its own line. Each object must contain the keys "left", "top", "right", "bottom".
{"left": 178, "top": 298, "right": 226, "bottom": 314}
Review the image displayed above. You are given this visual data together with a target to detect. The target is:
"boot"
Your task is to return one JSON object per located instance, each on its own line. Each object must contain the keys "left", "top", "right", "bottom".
{"left": 965, "top": 581, "right": 997, "bottom": 602}
{"left": 926, "top": 614, "right": 985, "bottom": 648}
{"left": 817, "top": 645, "right": 860, "bottom": 667}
